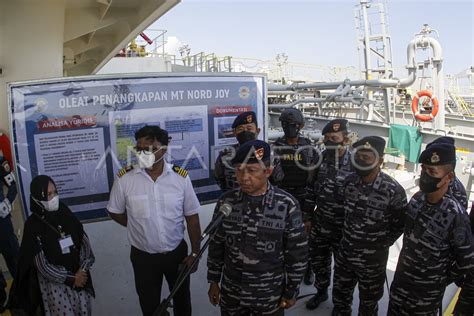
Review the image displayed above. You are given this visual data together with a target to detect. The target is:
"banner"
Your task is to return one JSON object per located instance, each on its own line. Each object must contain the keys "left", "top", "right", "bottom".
{"left": 9, "top": 74, "right": 266, "bottom": 221}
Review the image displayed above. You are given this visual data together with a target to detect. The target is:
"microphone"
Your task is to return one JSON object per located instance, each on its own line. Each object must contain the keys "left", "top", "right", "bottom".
{"left": 201, "top": 203, "right": 232, "bottom": 239}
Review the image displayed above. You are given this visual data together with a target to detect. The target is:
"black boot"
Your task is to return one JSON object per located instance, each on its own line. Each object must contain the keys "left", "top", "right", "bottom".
{"left": 305, "top": 288, "right": 328, "bottom": 310}
{"left": 303, "top": 265, "right": 314, "bottom": 285}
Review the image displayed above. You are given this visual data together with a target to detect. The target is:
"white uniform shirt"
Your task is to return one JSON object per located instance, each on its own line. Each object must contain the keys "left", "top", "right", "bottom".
{"left": 107, "top": 163, "right": 201, "bottom": 253}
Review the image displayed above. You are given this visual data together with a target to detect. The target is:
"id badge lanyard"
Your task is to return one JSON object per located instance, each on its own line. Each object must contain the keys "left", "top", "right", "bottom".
{"left": 34, "top": 214, "right": 74, "bottom": 254}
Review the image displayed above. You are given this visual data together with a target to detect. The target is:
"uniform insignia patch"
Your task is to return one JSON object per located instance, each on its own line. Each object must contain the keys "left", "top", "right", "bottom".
{"left": 333, "top": 123, "right": 340, "bottom": 132}
{"left": 431, "top": 152, "right": 440, "bottom": 163}
{"left": 363, "top": 142, "right": 372, "bottom": 149}
{"left": 454, "top": 227, "right": 467, "bottom": 246}
{"left": 172, "top": 165, "right": 188, "bottom": 178}
{"left": 117, "top": 165, "right": 133, "bottom": 177}
{"left": 246, "top": 115, "right": 253, "bottom": 123}
{"left": 255, "top": 148, "right": 264, "bottom": 160}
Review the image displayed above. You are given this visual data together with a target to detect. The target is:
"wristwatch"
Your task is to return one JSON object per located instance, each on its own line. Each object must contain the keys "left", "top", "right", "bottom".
{"left": 191, "top": 252, "right": 198, "bottom": 258}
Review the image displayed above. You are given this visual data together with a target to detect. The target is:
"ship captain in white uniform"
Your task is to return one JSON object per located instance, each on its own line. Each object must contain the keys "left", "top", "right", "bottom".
{"left": 107, "top": 125, "right": 202, "bottom": 316}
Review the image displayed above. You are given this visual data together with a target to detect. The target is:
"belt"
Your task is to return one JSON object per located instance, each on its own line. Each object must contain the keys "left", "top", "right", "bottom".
{"left": 131, "top": 239, "right": 185, "bottom": 256}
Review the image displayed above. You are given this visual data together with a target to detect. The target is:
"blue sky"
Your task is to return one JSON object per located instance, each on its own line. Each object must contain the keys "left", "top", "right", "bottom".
{"left": 152, "top": 0, "right": 473, "bottom": 76}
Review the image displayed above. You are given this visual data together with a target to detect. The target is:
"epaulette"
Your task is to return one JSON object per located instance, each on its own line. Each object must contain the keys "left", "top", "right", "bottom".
{"left": 172, "top": 165, "right": 188, "bottom": 178}
{"left": 117, "top": 165, "right": 133, "bottom": 178}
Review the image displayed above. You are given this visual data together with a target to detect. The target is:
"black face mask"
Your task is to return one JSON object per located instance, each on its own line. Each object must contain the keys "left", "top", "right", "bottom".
{"left": 324, "top": 140, "right": 342, "bottom": 160}
{"left": 419, "top": 171, "right": 443, "bottom": 193}
{"left": 236, "top": 131, "right": 256, "bottom": 145}
{"left": 283, "top": 124, "right": 300, "bottom": 138}
{"left": 352, "top": 158, "right": 375, "bottom": 177}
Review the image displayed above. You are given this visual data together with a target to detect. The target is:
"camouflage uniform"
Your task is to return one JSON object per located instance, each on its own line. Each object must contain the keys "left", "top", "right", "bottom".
{"left": 454, "top": 259, "right": 474, "bottom": 315}
{"left": 304, "top": 148, "right": 352, "bottom": 291}
{"left": 388, "top": 192, "right": 474, "bottom": 315}
{"left": 332, "top": 171, "right": 407, "bottom": 315}
{"left": 272, "top": 136, "right": 317, "bottom": 221}
{"left": 207, "top": 183, "right": 308, "bottom": 315}
{"left": 453, "top": 204, "right": 474, "bottom": 316}
{"left": 425, "top": 137, "right": 468, "bottom": 211}
{"left": 450, "top": 177, "right": 468, "bottom": 211}
{"left": 214, "top": 144, "right": 240, "bottom": 192}
{"left": 214, "top": 144, "right": 285, "bottom": 193}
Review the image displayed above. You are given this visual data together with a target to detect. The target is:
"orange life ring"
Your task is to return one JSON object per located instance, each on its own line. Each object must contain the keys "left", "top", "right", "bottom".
{"left": 411, "top": 90, "right": 439, "bottom": 122}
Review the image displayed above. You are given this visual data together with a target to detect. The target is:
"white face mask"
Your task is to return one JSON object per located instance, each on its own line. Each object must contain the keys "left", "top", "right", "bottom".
{"left": 33, "top": 195, "right": 59, "bottom": 212}
{"left": 136, "top": 149, "right": 164, "bottom": 169}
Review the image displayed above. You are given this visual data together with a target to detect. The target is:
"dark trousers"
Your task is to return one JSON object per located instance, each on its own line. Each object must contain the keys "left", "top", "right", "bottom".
{"left": 332, "top": 251, "right": 387, "bottom": 316}
{"left": 0, "top": 215, "right": 20, "bottom": 294}
{"left": 309, "top": 222, "right": 341, "bottom": 290}
{"left": 454, "top": 272, "right": 474, "bottom": 316}
{"left": 130, "top": 240, "right": 191, "bottom": 316}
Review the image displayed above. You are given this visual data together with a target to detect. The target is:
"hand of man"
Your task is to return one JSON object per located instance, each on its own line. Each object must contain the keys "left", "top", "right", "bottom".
{"left": 208, "top": 282, "right": 220, "bottom": 306}
{"left": 436, "top": 176, "right": 451, "bottom": 190}
{"left": 0, "top": 200, "right": 11, "bottom": 218}
{"left": 73, "top": 270, "right": 88, "bottom": 288}
{"left": 279, "top": 297, "right": 296, "bottom": 309}
{"left": 182, "top": 255, "right": 199, "bottom": 273}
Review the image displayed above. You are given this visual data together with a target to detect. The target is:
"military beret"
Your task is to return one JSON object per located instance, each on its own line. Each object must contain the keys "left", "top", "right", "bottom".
{"left": 232, "top": 111, "right": 257, "bottom": 129}
{"left": 231, "top": 140, "right": 270, "bottom": 165}
{"left": 419, "top": 143, "right": 456, "bottom": 166}
{"left": 426, "top": 136, "right": 455, "bottom": 148}
{"left": 322, "top": 119, "right": 349, "bottom": 135}
{"left": 353, "top": 136, "right": 386, "bottom": 156}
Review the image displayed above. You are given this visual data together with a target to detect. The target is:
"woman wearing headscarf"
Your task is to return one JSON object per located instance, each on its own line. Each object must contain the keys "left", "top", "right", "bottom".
{"left": 9, "top": 175, "right": 95, "bottom": 315}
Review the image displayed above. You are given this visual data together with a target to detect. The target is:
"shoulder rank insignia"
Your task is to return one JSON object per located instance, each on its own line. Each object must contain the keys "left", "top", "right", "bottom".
{"left": 117, "top": 165, "right": 133, "bottom": 178}
{"left": 172, "top": 165, "right": 188, "bottom": 178}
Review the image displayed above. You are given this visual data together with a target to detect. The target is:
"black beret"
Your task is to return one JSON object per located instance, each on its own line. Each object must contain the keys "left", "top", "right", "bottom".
{"left": 322, "top": 119, "right": 349, "bottom": 135}
{"left": 426, "top": 136, "right": 455, "bottom": 148}
{"left": 353, "top": 136, "right": 386, "bottom": 156}
{"left": 231, "top": 140, "right": 270, "bottom": 165}
{"left": 419, "top": 143, "right": 456, "bottom": 166}
{"left": 232, "top": 111, "right": 257, "bottom": 129}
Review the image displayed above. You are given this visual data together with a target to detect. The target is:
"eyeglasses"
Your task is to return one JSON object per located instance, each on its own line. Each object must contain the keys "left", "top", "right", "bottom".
{"left": 134, "top": 146, "right": 162, "bottom": 154}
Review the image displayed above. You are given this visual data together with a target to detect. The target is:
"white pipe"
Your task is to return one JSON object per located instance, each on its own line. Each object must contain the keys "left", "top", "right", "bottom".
{"left": 408, "top": 35, "right": 444, "bottom": 130}
{"left": 268, "top": 97, "right": 356, "bottom": 109}
{"left": 361, "top": 0, "right": 372, "bottom": 80}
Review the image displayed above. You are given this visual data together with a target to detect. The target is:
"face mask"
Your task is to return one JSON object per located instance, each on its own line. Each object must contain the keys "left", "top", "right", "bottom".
{"left": 136, "top": 149, "right": 163, "bottom": 169}
{"left": 283, "top": 124, "right": 299, "bottom": 138}
{"left": 236, "top": 131, "right": 256, "bottom": 145}
{"left": 33, "top": 195, "right": 59, "bottom": 212}
{"left": 419, "top": 171, "right": 442, "bottom": 193}
{"left": 324, "top": 140, "right": 342, "bottom": 159}
{"left": 42, "top": 195, "right": 59, "bottom": 212}
{"left": 352, "top": 158, "right": 375, "bottom": 177}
